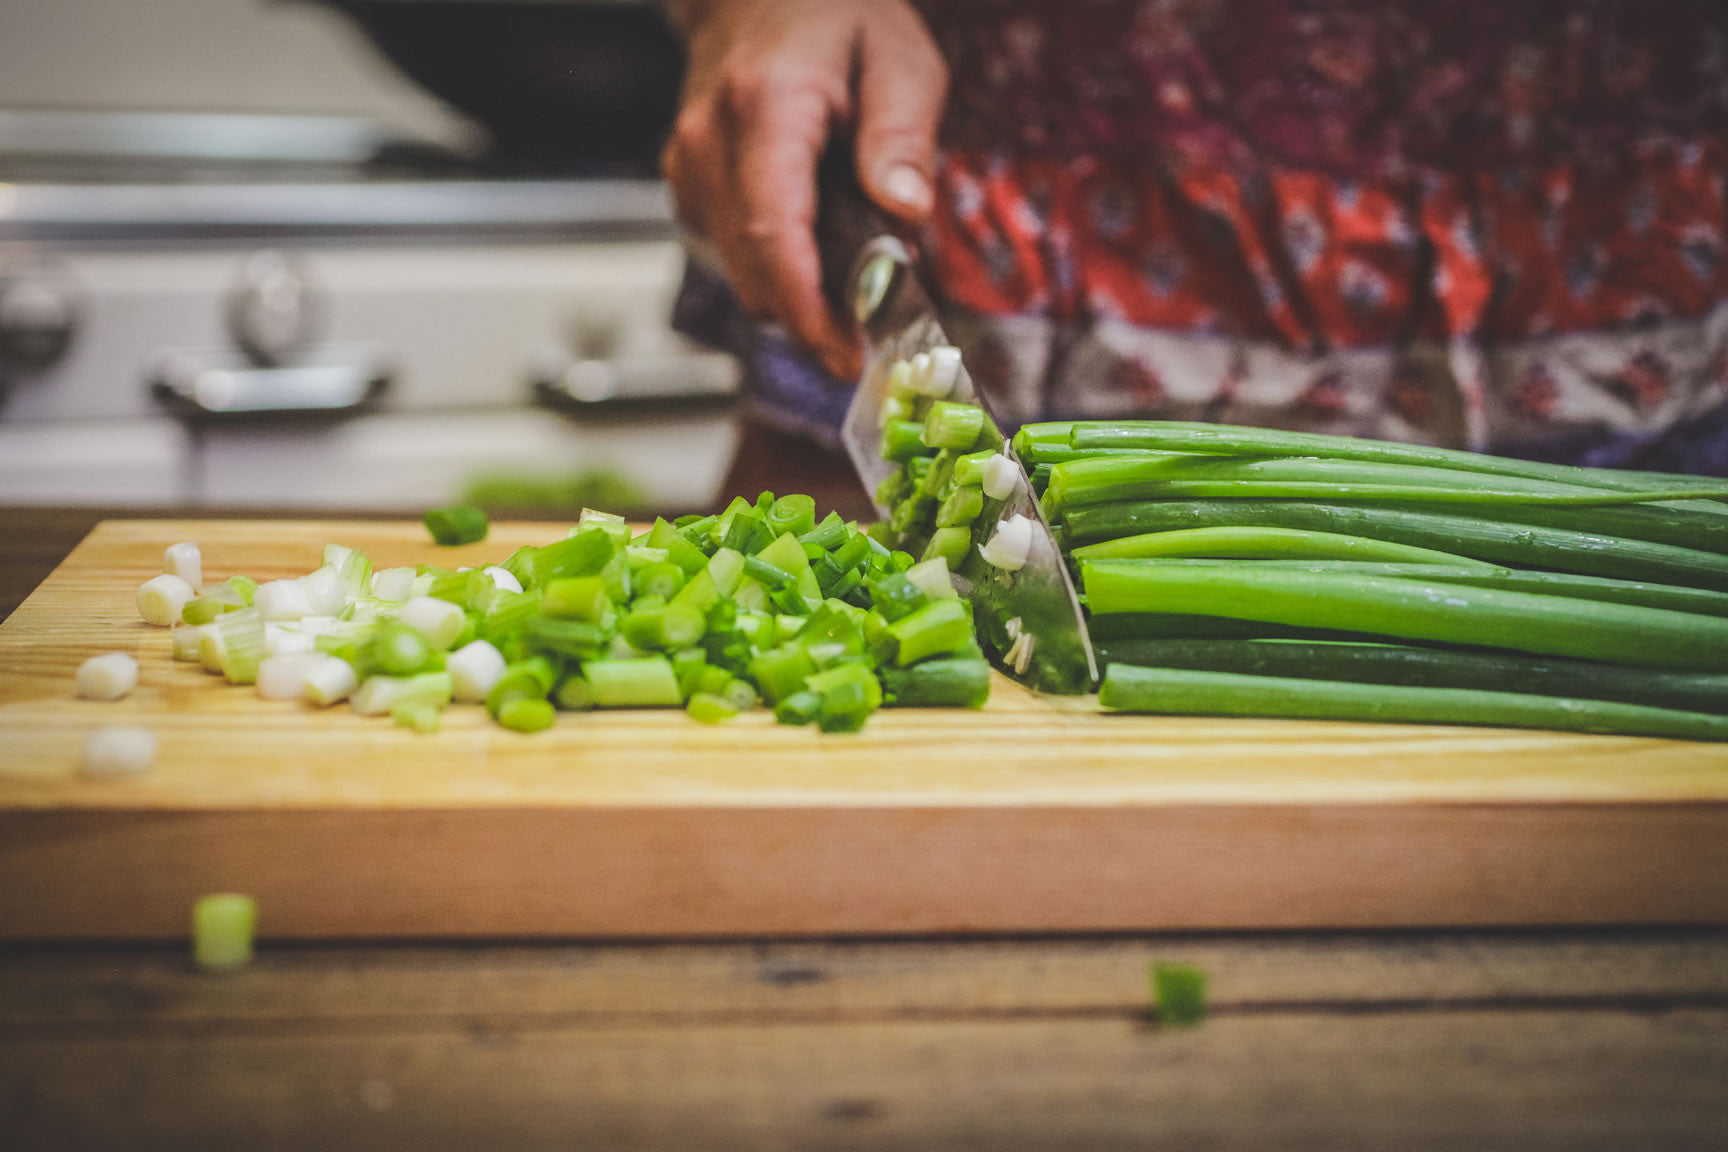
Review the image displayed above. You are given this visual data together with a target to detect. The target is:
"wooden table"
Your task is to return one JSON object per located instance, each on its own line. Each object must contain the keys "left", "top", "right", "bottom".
{"left": 3, "top": 507, "right": 1726, "bottom": 1150}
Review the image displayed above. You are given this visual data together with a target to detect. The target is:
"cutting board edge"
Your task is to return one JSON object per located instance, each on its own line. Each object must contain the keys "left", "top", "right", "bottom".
{"left": 4, "top": 800, "right": 1725, "bottom": 940}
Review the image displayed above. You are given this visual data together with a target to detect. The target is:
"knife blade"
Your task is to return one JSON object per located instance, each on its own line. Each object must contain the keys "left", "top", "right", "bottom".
{"left": 815, "top": 150, "right": 1097, "bottom": 695}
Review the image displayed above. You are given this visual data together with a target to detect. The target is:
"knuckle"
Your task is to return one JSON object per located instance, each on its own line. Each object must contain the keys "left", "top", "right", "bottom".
{"left": 718, "top": 66, "right": 769, "bottom": 117}
{"left": 721, "top": 57, "right": 840, "bottom": 118}
{"left": 670, "top": 106, "right": 712, "bottom": 153}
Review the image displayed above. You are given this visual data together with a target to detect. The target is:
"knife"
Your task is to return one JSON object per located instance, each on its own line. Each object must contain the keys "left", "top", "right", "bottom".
{"left": 814, "top": 147, "right": 1097, "bottom": 695}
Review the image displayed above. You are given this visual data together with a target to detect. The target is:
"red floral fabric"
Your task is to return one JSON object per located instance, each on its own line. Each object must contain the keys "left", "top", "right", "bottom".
{"left": 909, "top": 0, "right": 1728, "bottom": 465}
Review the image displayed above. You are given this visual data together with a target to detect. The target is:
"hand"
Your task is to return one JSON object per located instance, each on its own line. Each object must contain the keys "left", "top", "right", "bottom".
{"left": 662, "top": 0, "right": 948, "bottom": 379}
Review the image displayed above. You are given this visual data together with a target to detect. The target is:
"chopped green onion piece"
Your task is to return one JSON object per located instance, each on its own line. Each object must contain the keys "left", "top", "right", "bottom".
{"left": 498, "top": 696, "right": 557, "bottom": 733}
{"left": 76, "top": 652, "right": 138, "bottom": 701}
{"left": 171, "top": 622, "right": 208, "bottom": 662}
{"left": 774, "top": 689, "right": 823, "bottom": 726}
{"left": 224, "top": 576, "right": 258, "bottom": 607}
{"left": 921, "top": 526, "right": 972, "bottom": 567}
{"left": 392, "top": 701, "right": 442, "bottom": 734}
{"left": 766, "top": 493, "right": 817, "bottom": 538}
{"left": 686, "top": 692, "right": 739, "bottom": 724}
{"left": 881, "top": 657, "right": 991, "bottom": 708}
{"left": 635, "top": 560, "right": 686, "bottom": 601}
{"left": 582, "top": 656, "right": 682, "bottom": 708}
{"left": 804, "top": 662, "right": 883, "bottom": 732}
{"left": 922, "top": 401, "right": 985, "bottom": 450}
{"left": 621, "top": 603, "right": 707, "bottom": 651}
{"left": 1151, "top": 963, "right": 1208, "bottom": 1029}
{"left": 213, "top": 608, "right": 268, "bottom": 685}
{"left": 398, "top": 595, "right": 466, "bottom": 649}
{"left": 720, "top": 677, "right": 759, "bottom": 712}
{"left": 372, "top": 620, "right": 432, "bottom": 675}
{"left": 533, "top": 528, "right": 617, "bottom": 587}
{"left": 799, "top": 513, "right": 849, "bottom": 552}
{"left": 192, "top": 894, "right": 257, "bottom": 972}
{"left": 951, "top": 448, "right": 995, "bottom": 488}
{"left": 541, "top": 575, "right": 610, "bottom": 621}
{"left": 180, "top": 595, "right": 230, "bottom": 626}
{"left": 324, "top": 544, "right": 373, "bottom": 599}
{"left": 743, "top": 554, "right": 794, "bottom": 589}
{"left": 868, "top": 572, "right": 929, "bottom": 622}
{"left": 747, "top": 644, "right": 815, "bottom": 704}
{"left": 523, "top": 616, "right": 609, "bottom": 660}
{"left": 137, "top": 573, "right": 195, "bottom": 627}
{"left": 552, "top": 673, "right": 596, "bottom": 711}
{"left": 164, "top": 541, "right": 202, "bottom": 589}
{"left": 424, "top": 504, "right": 489, "bottom": 546}
{"left": 706, "top": 547, "right": 747, "bottom": 596}
{"left": 887, "top": 598, "right": 973, "bottom": 665}
{"left": 352, "top": 671, "right": 452, "bottom": 717}
{"left": 903, "top": 557, "right": 956, "bottom": 601}
{"left": 881, "top": 419, "right": 934, "bottom": 462}
{"left": 935, "top": 484, "right": 984, "bottom": 528}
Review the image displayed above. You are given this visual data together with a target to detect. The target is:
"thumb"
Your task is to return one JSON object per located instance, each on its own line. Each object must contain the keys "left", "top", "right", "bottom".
{"left": 853, "top": 17, "right": 948, "bottom": 222}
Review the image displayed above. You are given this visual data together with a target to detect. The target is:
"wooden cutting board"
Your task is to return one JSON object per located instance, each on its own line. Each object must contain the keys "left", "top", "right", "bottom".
{"left": 2, "top": 519, "right": 1726, "bottom": 940}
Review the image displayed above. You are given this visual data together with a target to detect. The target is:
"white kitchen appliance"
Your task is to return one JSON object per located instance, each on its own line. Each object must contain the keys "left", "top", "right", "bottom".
{"left": 0, "top": 110, "right": 740, "bottom": 512}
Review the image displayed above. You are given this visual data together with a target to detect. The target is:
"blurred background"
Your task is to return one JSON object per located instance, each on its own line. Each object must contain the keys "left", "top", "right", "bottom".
{"left": 0, "top": 0, "right": 742, "bottom": 518}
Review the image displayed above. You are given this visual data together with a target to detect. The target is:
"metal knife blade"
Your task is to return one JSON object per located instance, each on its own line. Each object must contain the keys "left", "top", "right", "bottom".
{"left": 815, "top": 153, "right": 1097, "bottom": 695}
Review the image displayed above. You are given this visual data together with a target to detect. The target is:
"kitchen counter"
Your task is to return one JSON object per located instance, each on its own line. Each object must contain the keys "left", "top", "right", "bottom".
{"left": 3, "top": 507, "right": 1726, "bottom": 1149}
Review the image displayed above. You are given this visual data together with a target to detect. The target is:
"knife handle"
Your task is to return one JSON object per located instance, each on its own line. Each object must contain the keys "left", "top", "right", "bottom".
{"left": 814, "top": 138, "right": 905, "bottom": 329}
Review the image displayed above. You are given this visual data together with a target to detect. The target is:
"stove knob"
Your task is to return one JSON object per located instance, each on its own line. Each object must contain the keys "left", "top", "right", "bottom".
{"left": 228, "top": 251, "right": 319, "bottom": 367}
{"left": 0, "top": 267, "right": 79, "bottom": 374}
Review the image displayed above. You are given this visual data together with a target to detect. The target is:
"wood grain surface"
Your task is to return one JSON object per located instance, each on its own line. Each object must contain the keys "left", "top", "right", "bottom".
{"left": 4, "top": 930, "right": 1726, "bottom": 1151}
{"left": 3, "top": 519, "right": 1727, "bottom": 939}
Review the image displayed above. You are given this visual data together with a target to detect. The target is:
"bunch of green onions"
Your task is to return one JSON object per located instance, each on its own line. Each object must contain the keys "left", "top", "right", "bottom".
{"left": 1013, "top": 420, "right": 1728, "bottom": 741}
{"left": 158, "top": 495, "right": 991, "bottom": 734}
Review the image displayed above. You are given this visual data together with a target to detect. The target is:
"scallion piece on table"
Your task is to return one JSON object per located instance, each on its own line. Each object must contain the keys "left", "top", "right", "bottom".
{"left": 424, "top": 504, "right": 489, "bottom": 546}
{"left": 76, "top": 652, "right": 139, "bottom": 701}
{"left": 180, "top": 596, "right": 232, "bottom": 626}
{"left": 1151, "top": 963, "right": 1208, "bottom": 1029}
{"left": 302, "top": 655, "right": 359, "bottom": 707}
{"left": 137, "top": 573, "right": 195, "bottom": 627}
{"left": 582, "top": 656, "right": 682, "bottom": 708}
{"left": 192, "top": 894, "right": 257, "bottom": 972}
{"left": 163, "top": 542, "right": 203, "bottom": 590}
{"left": 392, "top": 701, "right": 443, "bottom": 734}
{"left": 447, "top": 639, "right": 507, "bottom": 704}
{"left": 212, "top": 608, "right": 268, "bottom": 685}
{"left": 82, "top": 725, "right": 158, "bottom": 777}
{"left": 497, "top": 696, "right": 556, "bottom": 733}
{"left": 888, "top": 598, "right": 973, "bottom": 666}
{"left": 371, "top": 621, "right": 433, "bottom": 676}
{"left": 686, "top": 691, "right": 739, "bottom": 724}
{"left": 881, "top": 657, "right": 991, "bottom": 708}
{"left": 352, "top": 671, "right": 453, "bottom": 717}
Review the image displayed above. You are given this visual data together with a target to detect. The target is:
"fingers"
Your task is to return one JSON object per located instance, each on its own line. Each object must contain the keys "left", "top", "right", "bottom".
{"left": 854, "top": 13, "right": 948, "bottom": 224}
{"left": 661, "top": 0, "right": 945, "bottom": 380}
{"left": 729, "top": 74, "right": 858, "bottom": 376}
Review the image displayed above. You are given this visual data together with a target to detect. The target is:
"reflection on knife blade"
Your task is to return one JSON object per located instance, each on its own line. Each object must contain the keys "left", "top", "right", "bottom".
{"left": 838, "top": 241, "right": 1098, "bottom": 694}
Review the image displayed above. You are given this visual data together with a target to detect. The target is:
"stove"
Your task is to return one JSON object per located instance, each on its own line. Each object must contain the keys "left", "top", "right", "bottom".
{"left": 0, "top": 111, "right": 739, "bottom": 514}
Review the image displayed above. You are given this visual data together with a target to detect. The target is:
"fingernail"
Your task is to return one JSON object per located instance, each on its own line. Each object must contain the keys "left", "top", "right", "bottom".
{"left": 879, "top": 163, "right": 932, "bottom": 214}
